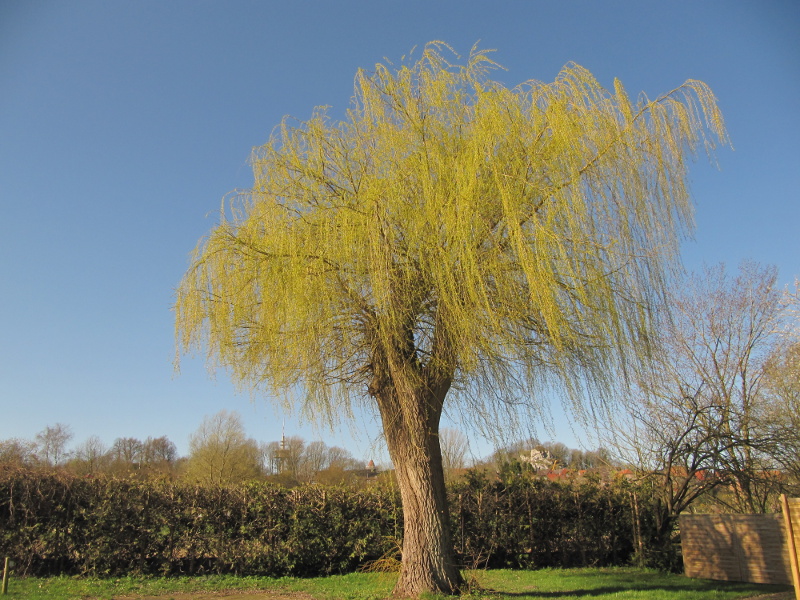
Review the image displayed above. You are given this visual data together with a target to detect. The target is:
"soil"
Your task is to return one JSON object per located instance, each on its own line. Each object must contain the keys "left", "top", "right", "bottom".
{"left": 114, "top": 593, "right": 315, "bottom": 600}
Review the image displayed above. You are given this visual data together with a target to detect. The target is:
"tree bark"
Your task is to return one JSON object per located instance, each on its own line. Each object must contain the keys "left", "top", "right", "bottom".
{"left": 374, "top": 380, "right": 464, "bottom": 597}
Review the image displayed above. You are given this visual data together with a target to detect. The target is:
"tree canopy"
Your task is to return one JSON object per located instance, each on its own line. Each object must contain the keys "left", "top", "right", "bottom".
{"left": 175, "top": 42, "right": 727, "bottom": 596}
{"left": 177, "top": 43, "right": 725, "bottom": 427}
{"left": 184, "top": 410, "right": 263, "bottom": 485}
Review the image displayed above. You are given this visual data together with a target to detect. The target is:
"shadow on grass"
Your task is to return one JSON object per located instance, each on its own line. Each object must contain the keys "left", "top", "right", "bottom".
{"left": 479, "top": 573, "right": 792, "bottom": 599}
{"left": 497, "top": 587, "right": 634, "bottom": 597}
{"left": 497, "top": 585, "right": 789, "bottom": 598}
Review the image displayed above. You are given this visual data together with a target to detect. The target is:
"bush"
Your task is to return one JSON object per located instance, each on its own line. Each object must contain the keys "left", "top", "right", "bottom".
{"left": 0, "top": 465, "right": 652, "bottom": 577}
{"left": 450, "top": 470, "right": 639, "bottom": 569}
{"left": 0, "top": 467, "right": 399, "bottom": 577}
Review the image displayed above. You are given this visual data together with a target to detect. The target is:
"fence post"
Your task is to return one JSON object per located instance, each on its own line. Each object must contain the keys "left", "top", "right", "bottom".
{"left": 781, "top": 494, "right": 800, "bottom": 600}
{"left": 2, "top": 557, "right": 8, "bottom": 595}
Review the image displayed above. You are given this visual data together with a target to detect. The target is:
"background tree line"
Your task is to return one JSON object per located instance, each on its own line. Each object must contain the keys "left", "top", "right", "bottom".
{"left": 0, "top": 412, "right": 372, "bottom": 487}
{"left": 0, "top": 414, "right": 613, "bottom": 488}
{"left": 0, "top": 426, "right": 179, "bottom": 478}
{"left": 4, "top": 413, "right": 627, "bottom": 492}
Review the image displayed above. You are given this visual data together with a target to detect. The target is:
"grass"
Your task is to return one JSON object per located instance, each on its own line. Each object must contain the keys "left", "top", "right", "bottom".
{"left": 1, "top": 568, "right": 792, "bottom": 599}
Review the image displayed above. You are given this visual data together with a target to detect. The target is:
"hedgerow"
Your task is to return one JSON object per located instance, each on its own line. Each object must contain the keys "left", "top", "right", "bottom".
{"left": 0, "top": 466, "right": 654, "bottom": 577}
{"left": 450, "top": 469, "right": 638, "bottom": 569}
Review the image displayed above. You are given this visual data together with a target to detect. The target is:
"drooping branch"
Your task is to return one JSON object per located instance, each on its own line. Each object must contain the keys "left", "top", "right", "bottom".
{"left": 176, "top": 42, "right": 729, "bottom": 596}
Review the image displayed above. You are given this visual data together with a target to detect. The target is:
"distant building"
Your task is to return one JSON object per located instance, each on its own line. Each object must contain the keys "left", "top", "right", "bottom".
{"left": 520, "top": 448, "right": 552, "bottom": 470}
{"left": 272, "top": 431, "right": 290, "bottom": 474}
{"left": 347, "top": 459, "right": 381, "bottom": 482}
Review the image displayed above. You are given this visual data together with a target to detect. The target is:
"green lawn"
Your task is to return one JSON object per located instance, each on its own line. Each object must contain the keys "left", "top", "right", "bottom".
{"left": 2, "top": 568, "right": 792, "bottom": 599}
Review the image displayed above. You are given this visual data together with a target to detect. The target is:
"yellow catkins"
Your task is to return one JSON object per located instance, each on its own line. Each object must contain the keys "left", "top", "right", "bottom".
{"left": 176, "top": 41, "right": 727, "bottom": 432}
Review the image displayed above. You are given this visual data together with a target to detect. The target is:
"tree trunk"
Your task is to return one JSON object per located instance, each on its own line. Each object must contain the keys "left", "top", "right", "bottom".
{"left": 374, "top": 382, "right": 464, "bottom": 597}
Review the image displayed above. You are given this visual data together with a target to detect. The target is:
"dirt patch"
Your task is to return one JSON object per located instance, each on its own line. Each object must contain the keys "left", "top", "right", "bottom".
{"left": 114, "top": 592, "right": 315, "bottom": 600}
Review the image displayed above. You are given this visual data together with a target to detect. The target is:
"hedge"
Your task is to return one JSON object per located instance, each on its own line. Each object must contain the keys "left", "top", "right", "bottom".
{"left": 450, "top": 470, "right": 639, "bottom": 569}
{"left": 0, "top": 466, "right": 652, "bottom": 577}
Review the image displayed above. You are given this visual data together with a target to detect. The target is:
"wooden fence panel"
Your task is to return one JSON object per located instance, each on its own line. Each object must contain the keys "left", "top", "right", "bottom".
{"left": 680, "top": 513, "right": 794, "bottom": 585}
{"left": 781, "top": 495, "right": 800, "bottom": 600}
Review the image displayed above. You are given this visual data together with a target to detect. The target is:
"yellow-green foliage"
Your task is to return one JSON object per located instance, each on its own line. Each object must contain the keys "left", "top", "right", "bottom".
{"left": 183, "top": 410, "right": 263, "bottom": 485}
{"left": 175, "top": 42, "right": 727, "bottom": 429}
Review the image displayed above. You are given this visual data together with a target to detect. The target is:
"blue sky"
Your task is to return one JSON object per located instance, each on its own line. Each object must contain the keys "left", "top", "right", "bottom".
{"left": 1, "top": 1, "right": 798, "bottom": 463}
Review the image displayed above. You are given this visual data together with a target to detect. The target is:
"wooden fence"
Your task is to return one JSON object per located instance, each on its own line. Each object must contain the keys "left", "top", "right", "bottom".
{"left": 680, "top": 495, "right": 800, "bottom": 599}
{"left": 783, "top": 495, "right": 800, "bottom": 600}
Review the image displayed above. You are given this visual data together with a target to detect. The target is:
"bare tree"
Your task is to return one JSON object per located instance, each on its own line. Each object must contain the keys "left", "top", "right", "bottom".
{"left": 762, "top": 338, "right": 800, "bottom": 489}
{"left": 110, "top": 437, "right": 144, "bottom": 466}
{"left": 300, "top": 440, "right": 329, "bottom": 480}
{"left": 0, "top": 438, "right": 38, "bottom": 466}
{"left": 35, "top": 423, "right": 73, "bottom": 466}
{"left": 326, "top": 445, "right": 358, "bottom": 470}
{"left": 669, "top": 263, "right": 787, "bottom": 513}
{"left": 614, "top": 386, "right": 757, "bottom": 567}
{"left": 610, "top": 262, "right": 790, "bottom": 563}
{"left": 72, "top": 435, "right": 108, "bottom": 474}
{"left": 439, "top": 428, "right": 470, "bottom": 472}
{"left": 142, "top": 436, "right": 178, "bottom": 465}
{"left": 185, "top": 410, "right": 263, "bottom": 484}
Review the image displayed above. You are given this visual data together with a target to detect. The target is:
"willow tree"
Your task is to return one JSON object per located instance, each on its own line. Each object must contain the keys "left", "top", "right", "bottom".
{"left": 176, "top": 43, "right": 726, "bottom": 596}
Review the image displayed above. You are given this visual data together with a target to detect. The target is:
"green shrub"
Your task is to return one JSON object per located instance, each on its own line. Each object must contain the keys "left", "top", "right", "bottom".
{"left": 0, "top": 465, "right": 654, "bottom": 577}
{"left": 450, "top": 470, "right": 640, "bottom": 569}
